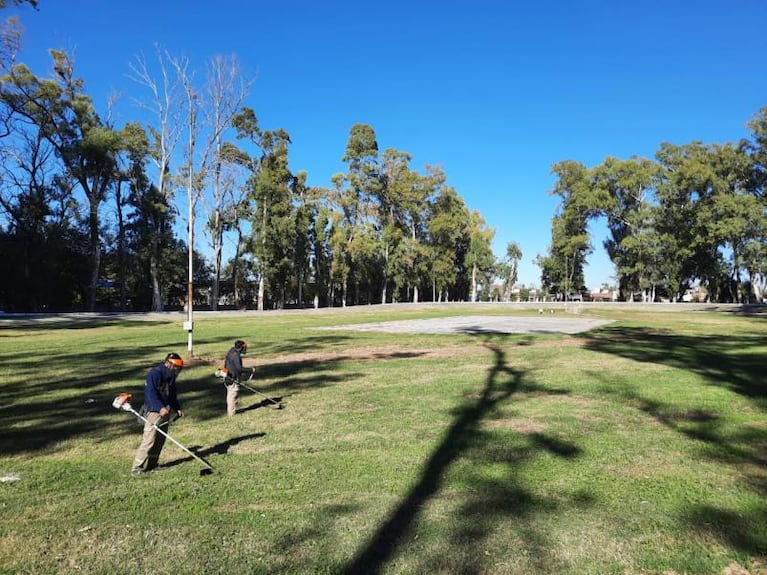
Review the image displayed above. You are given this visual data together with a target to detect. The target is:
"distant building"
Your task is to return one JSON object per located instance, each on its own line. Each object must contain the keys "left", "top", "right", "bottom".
{"left": 589, "top": 289, "right": 617, "bottom": 302}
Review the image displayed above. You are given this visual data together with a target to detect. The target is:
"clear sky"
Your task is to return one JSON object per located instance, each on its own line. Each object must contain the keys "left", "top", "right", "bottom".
{"left": 8, "top": 0, "right": 767, "bottom": 289}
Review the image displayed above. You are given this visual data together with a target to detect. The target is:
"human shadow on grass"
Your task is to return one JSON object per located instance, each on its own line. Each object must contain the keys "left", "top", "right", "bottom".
{"left": 340, "top": 337, "right": 583, "bottom": 575}
{"left": 158, "top": 432, "right": 266, "bottom": 470}
{"left": 237, "top": 396, "right": 287, "bottom": 413}
{"left": 0, "top": 365, "right": 214, "bottom": 455}
{"left": 0, "top": 333, "right": 360, "bottom": 455}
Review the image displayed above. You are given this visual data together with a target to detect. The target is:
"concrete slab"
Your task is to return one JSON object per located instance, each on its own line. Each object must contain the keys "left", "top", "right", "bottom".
{"left": 316, "top": 315, "right": 613, "bottom": 335}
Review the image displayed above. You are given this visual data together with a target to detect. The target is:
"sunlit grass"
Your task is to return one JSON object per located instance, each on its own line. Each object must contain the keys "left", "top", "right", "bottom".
{"left": 0, "top": 304, "right": 765, "bottom": 574}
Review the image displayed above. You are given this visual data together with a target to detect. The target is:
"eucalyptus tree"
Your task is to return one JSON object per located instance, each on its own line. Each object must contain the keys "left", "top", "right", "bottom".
{"left": 308, "top": 187, "right": 333, "bottom": 308}
{"left": 215, "top": 142, "right": 252, "bottom": 307}
{"left": 327, "top": 173, "right": 351, "bottom": 306}
{"left": 542, "top": 160, "right": 594, "bottom": 298}
{"left": 128, "top": 48, "right": 185, "bottom": 227}
{"left": 465, "top": 210, "right": 495, "bottom": 302}
{"left": 426, "top": 183, "right": 469, "bottom": 302}
{"left": 233, "top": 107, "right": 295, "bottom": 309}
{"left": 0, "top": 0, "right": 38, "bottom": 8}
{"left": 378, "top": 148, "right": 436, "bottom": 303}
{"left": 113, "top": 122, "right": 145, "bottom": 310}
{"left": 0, "top": 87, "right": 83, "bottom": 311}
{"left": 340, "top": 123, "right": 381, "bottom": 305}
{"left": 739, "top": 235, "right": 766, "bottom": 302}
{"left": 705, "top": 142, "right": 764, "bottom": 302}
{"left": 196, "top": 54, "right": 252, "bottom": 309}
{"left": 655, "top": 141, "right": 740, "bottom": 301}
{"left": 130, "top": 49, "right": 244, "bottom": 320}
{"left": 745, "top": 106, "right": 767, "bottom": 198}
{"left": 128, "top": 49, "right": 190, "bottom": 310}
{"left": 402, "top": 168, "right": 435, "bottom": 302}
{"left": 1, "top": 49, "right": 120, "bottom": 310}
{"left": 653, "top": 143, "right": 703, "bottom": 299}
{"left": 116, "top": 121, "right": 185, "bottom": 311}
{"left": 257, "top": 130, "right": 297, "bottom": 309}
{"left": 290, "top": 170, "right": 315, "bottom": 306}
{"left": 741, "top": 107, "right": 767, "bottom": 301}
{"left": 0, "top": 10, "right": 22, "bottom": 79}
{"left": 377, "top": 148, "right": 410, "bottom": 303}
{"left": 379, "top": 154, "right": 434, "bottom": 303}
{"left": 591, "top": 156, "right": 660, "bottom": 301}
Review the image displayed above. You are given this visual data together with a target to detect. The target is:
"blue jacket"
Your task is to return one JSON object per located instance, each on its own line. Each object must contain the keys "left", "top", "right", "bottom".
{"left": 224, "top": 347, "right": 247, "bottom": 382}
{"left": 143, "top": 362, "right": 181, "bottom": 413}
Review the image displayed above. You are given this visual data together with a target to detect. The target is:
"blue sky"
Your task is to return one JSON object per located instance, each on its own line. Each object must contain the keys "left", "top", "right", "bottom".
{"left": 9, "top": 0, "right": 767, "bottom": 289}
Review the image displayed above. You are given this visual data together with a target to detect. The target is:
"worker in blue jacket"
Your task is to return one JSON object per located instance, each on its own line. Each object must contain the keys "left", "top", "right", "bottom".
{"left": 224, "top": 339, "right": 250, "bottom": 416}
{"left": 131, "top": 353, "right": 185, "bottom": 475}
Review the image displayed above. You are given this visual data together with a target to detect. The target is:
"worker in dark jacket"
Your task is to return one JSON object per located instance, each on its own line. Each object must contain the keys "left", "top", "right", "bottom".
{"left": 224, "top": 340, "right": 250, "bottom": 416}
{"left": 131, "top": 353, "right": 185, "bottom": 475}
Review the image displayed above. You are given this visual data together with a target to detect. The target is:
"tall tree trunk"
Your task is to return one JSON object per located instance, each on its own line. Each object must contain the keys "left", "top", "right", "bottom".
{"left": 116, "top": 181, "right": 127, "bottom": 311}
{"left": 87, "top": 196, "right": 101, "bottom": 312}
{"left": 232, "top": 226, "right": 243, "bottom": 307}
{"left": 211, "top": 214, "right": 222, "bottom": 310}
{"left": 150, "top": 252, "right": 163, "bottom": 311}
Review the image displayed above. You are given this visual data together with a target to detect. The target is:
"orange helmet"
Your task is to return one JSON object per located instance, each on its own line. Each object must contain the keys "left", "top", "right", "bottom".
{"left": 165, "top": 353, "right": 184, "bottom": 369}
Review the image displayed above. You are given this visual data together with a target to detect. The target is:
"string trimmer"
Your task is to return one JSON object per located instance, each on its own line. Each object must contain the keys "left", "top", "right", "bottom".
{"left": 112, "top": 393, "right": 215, "bottom": 475}
{"left": 214, "top": 368, "right": 284, "bottom": 409}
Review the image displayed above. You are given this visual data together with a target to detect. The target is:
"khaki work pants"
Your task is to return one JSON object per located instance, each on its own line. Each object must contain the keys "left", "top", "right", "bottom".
{"left": 226, "top": 383, "right": 239, "bottom": 416}
{"left": 131, "top": 411, "right": 170, "bottom": 472}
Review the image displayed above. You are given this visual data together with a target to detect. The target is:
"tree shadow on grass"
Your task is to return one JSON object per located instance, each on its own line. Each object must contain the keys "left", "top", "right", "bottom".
{"left": 592, "top": 379, "right": 767, "bottom": 557}
{"left": 0, "top": 333, "right": 361, "bottom": 455}
{"left": 582, "top": 326, "right": 767, "bottom": 557}
{"left": 583, "top": 326, "right": 767, "bottom": 402}
{"left": 206, "top": 334, "right": 360, "bottom": 361}
{"left": 0, "top": 314, "right": 171, "bottom": 330}
{"left": 0, "top": 322, "right": 440, "bottom": 457}
{"left": 340, "top": 336, "right": 584, "bottom": 575}
{"left": 681, "top": 505, "right": 767, "bottom": 556}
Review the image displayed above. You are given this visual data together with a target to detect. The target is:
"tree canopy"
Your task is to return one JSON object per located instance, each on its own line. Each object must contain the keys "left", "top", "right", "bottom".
{"left": 1, "top": 9, "right": 764, "bottom": 310}
{"left": 540, "top": 114, "right": 767, "bottom": 303}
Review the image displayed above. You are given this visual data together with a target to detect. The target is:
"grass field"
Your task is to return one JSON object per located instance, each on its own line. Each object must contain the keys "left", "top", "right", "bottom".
{"left": 0, "top": 304, "right": 765, "bottom": 574}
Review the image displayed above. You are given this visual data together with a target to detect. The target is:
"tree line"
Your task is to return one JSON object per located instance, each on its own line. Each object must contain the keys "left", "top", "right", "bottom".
{"left": 0, "top": 14, "right": 515, "bottom": 312}
{"left": 537, "top": 112, "right": 767, "bottom": 303}
{"left": 1, "top": 4, "right": 764, "bottom": 311}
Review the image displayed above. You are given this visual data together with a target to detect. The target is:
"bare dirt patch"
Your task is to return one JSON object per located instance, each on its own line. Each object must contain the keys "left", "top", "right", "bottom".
{"left": 237, "top": 337, "right": 590, "bottom": 369}
{"left": 243, "top": 344, "right": 480, "bottom": 368}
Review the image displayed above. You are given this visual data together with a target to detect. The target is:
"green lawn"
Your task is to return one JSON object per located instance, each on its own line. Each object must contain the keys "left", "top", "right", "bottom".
{"left": 0, "top": 304, "right": 765, "bottom": 574}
